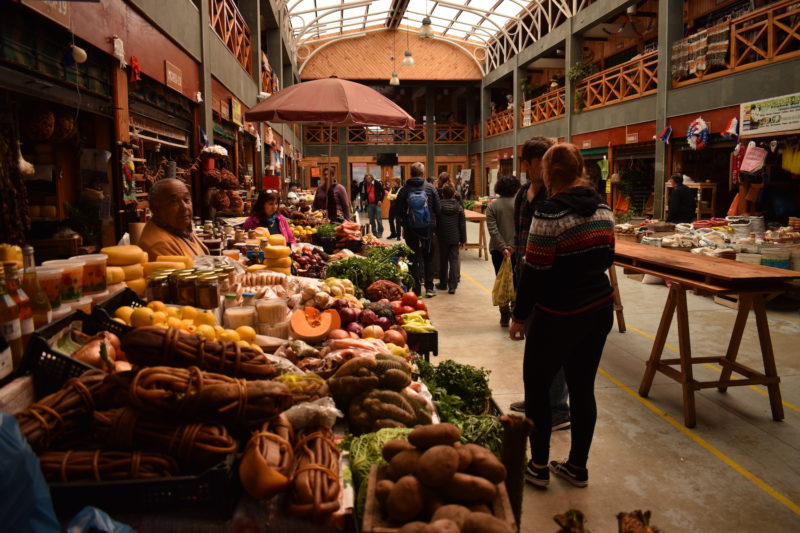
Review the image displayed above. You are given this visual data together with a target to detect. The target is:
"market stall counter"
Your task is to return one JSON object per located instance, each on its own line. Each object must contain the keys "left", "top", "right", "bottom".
{"left": 614, "top": 241, "right": 800, "bottom": 427}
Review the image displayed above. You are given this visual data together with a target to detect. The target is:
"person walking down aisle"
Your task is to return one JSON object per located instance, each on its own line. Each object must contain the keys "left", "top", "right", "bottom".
{"left": 359, "top": 174, "right": 385, "bottom": 237}
{"left": 509, "top": 143, "right": 615, "bottom": 490}
{"left": 386, "top": 178, "right": 402, "bottom": 240}
{"left": 509, "top": 137, "right": 570, "bottom": 428}
{"left": 436, "top": 184, "right": 466, "bottom": 294}
{"left": 486, "top": 176, "right": 520, "bottom": 327}
{"left": 667, "top": 173, "right": 696, "bottom": 223}
{"left": 396, "top": 162, "right": 440, "bottom": 297}
{"left": 312, "top": 166, "right": 351, "bottom": 222}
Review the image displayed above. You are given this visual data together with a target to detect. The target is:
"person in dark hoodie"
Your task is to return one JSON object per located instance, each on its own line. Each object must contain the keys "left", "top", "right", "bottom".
{"left": 396, "top": 162, "right": 441, "bottom": 297}
{"left": 509, "top": 143, "right": 615, "bottom": 490}
{"left": 436, "top": 184, "right": 466, "bottom": 293}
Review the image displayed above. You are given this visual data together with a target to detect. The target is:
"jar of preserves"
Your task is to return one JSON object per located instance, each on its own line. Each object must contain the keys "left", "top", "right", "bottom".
{"left": 146, "top": 274, "right": 170, "bottom": 302}
{"left": 196, "top": 275, "right": 219, "bottom": 309}
{"left": 177, "top": 275, "right": 197, "bottom": 306}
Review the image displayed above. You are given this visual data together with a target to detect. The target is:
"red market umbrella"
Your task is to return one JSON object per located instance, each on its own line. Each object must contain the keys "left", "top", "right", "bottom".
{"left": 244, "top": 78, "right": 415, "bottom": 128}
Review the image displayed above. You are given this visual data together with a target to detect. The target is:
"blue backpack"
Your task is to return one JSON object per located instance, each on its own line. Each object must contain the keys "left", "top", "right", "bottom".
{"left": 407, "top": 186, "right": 432, "bottom": 229}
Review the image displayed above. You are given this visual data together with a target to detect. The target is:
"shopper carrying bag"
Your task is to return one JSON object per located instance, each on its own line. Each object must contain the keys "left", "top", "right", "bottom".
{"left": 492, "top": 256, "right": 515, "bottom": 308}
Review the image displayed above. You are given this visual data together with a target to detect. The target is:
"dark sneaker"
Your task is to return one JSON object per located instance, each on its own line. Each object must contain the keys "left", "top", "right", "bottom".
{"left": 510, "top": 401, "right": 525, "bottom": 413}
{"left": 425, "top": 289, "right": 436, "bottom": 298}
{"left": 549, "top": 460, "right": 588, "bottom": 488}
{"left": 525, "top": 461, "right": 549, "bottom": 488}
{"left": 448, "top": 288, "right": 455, "bottom": 294}
{"left": 552, "top": 418, "right": 571, "bottom": 431}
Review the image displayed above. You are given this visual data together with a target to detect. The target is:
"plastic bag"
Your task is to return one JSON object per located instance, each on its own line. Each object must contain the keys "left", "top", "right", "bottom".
{"left": 0, "top": 413, "right": 60, "bottom": 532}
{"left": 491, "top": 256, "right": 516, "bottom": 307}
{"left": 283, "top": 397, "right": 343, "bottom": 431}
{"left": 67, "top": 506, "right": 135, "bottom": 533}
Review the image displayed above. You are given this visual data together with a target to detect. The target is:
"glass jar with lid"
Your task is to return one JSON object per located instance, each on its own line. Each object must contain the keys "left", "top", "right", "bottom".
{"left": 196, "top": 275, "right": 219, "bottom": 309}
{"left": 177, "top": 275, "right": 197, "bottom": 306}
{"left": 146, "top": 274, "right": 170, "bottom": 303}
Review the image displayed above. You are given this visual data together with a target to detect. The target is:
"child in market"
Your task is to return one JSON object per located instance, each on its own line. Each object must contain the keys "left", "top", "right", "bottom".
{"left": 436, "top": 184, "right": 466, "bottom": 293}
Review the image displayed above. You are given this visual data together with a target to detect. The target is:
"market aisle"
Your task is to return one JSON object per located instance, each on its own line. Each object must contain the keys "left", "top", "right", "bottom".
{"left": 417, "top": 221, "right": 800, "bottom": 532}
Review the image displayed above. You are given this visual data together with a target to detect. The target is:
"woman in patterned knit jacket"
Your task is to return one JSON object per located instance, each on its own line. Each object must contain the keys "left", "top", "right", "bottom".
{"left": 509, "top": 142, "right": 615, "bottom": 489}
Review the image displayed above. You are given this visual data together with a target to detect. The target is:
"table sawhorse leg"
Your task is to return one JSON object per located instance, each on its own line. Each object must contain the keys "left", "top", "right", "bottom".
{"left": 478, "top": 221, "right": 488, "bottom": 261}
{"left": 608, "top": 265, "right": 626, "bottom": 333}
{"left": 753, "top": 295, "right": 784, "bottom": 421}
{"left": 638, "top": 284, "right": 678, "bottom": 398}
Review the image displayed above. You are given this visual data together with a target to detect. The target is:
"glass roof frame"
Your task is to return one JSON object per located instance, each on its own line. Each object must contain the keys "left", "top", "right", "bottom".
{"left": 285, "top": 0, "right": 533, "bottom": 47}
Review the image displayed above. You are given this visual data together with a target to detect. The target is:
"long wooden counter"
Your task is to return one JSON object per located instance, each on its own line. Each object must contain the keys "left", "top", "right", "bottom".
{"left": 614, "top": 242, "right": 800, "bottom": 427}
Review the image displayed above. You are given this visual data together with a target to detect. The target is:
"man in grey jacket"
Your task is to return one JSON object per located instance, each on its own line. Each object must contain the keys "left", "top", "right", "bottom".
{"left": 486, "top": 176, "right": 520, "bottom": 326}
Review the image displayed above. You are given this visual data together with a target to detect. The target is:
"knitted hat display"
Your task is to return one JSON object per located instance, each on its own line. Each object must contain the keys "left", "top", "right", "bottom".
{"left": 687, "top": 117, "right": 709, "bottom": 150}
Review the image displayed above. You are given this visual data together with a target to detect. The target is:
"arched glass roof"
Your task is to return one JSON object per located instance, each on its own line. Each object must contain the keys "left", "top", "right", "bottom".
{"left": 285, "top": 0, "right": 532, "bottom": 46}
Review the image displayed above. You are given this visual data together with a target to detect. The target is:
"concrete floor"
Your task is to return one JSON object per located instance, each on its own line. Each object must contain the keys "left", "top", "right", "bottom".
{"left": 398, "top": 223, "right": 800, "bottom": 532}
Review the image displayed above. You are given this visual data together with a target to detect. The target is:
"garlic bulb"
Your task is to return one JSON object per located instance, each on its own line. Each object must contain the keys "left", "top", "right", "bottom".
{"left": 17, "top": 142, "right": 34, "bottom": 177}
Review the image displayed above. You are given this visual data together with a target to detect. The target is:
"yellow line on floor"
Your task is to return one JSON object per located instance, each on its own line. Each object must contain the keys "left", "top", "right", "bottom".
{"left": 623, "top": 324, "right": 800, "bottom": 414}
{"left": 462, "top": 272, "right": 492, "bottom": 296}
{"left": 770, "top": 311, "right": 800, "bottom": 324}
{"left": 598, "top": 367, "right": 800, "bottom": 516}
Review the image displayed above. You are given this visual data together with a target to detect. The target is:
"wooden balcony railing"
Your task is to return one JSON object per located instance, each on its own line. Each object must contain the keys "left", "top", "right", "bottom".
{"left": 347, "top": 126, "right": 427, "bottom": 144}
{"left": 210, "top": 0, "right": 252, "bottom": 74}
{"left": 673, "top": 0, "right": 800, "bottom": 87}
{"left": 433, "top": 123, "right": 467, "bottom": 143}
{"left": 576, "top": 51, "right": 658, "bottom": 111}
{"left": 304, "top": 126, "right": 338, "bottom": 145}
{"left": 470, "top": 123, "right": 481, "bottom": 141}
{"left": 485, "top": 109, "right": 514, "bottom": 137}
{"left": 520, "top": 88, "right": 566, "bottom": 127}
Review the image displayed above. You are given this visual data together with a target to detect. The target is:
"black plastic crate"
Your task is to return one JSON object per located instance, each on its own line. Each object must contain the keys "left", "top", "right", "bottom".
{"left": 47, "top": 454, "right": 239, "bottom": 520}
{"left": 21, "top": 310, "right": 104, "bottom": 397}
{"left": 91, "top": 287, "right": 146, "bottom": 336}
{"left": 406, "top": 330, "right": 438, "bottom": 362}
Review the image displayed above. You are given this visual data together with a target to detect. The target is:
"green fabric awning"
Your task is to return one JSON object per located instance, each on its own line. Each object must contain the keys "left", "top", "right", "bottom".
{"left": 581, "top": 147, "right": 609, "bottom": 156}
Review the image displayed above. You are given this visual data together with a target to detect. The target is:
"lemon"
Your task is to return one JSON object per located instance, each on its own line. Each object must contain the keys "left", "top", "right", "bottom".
{"left": 183, "top": 324, "right": 197, "bottom": 334}
{"left": 114, "top": 305, "right": 135, "bottom": 323}
{"left": 113, "top": 317, "right": 127, "bottom": 324}
{"left": 218, "top": 329, "right": 240, "bottom": 342}
{"left": 236, "top": 326, "right": 256, "bottom": 342}
{"left": 165, "top": 307, "right": 180, "bottom": 318}
{"left": 167, "top": 317, "right": 183, "bottom": 329}
{"left": 180, "top": 305, "right": 198, "bottom": 320}
{"left": 194, "top": 310, "right": 216, "bottom": 327}
{"left": 196, "top": 324, "right": 216, "bottom": 341}
{"left": 180, "top": 318, "right": 195, "bottom": 329}
{"left": 304, "top": 226, "right": 313, "bottom": 232}
{"left": 250, "top": 343, "right": 263, "bottom": 353}
{"left": 214, "top": 325, "right": 224, "bottom": 335}
{"left": 130, "top": 307, "right": 155, "bottom": 328}
{"left": 237, "top": 340, "right": 250, "bottom": 348}
{"left": 147, "top": 301, "right": 167, "bottom": 313}
{"left": 153, "top": 311, "right": 167, "bottom": 325}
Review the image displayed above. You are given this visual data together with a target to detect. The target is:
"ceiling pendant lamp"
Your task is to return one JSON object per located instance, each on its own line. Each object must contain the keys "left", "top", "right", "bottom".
{"left": 419, "top": 16, "right": 433, "bottom": 38}
{"left": 402, "top": 25, "right": 414, "bottom": 66}
{"left": 390, "top": 71, "right": 400, "bottom": 86}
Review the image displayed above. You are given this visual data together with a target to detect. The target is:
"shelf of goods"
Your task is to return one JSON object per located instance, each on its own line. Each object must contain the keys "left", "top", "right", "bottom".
{"left": 0, "top": 241, "right": 524, "bottom": 532}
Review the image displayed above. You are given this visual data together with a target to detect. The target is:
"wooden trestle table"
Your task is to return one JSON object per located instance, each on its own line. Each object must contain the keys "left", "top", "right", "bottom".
{"left": 614, "top": 241, "right": 800, "bottom": 427}
{"left": 463, "top": 209, "right": 489, "bottom": 261}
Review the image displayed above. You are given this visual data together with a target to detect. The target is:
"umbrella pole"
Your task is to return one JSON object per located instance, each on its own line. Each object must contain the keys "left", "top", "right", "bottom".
{"left": 327, "top": 123, "right": 333, "bottom": 178}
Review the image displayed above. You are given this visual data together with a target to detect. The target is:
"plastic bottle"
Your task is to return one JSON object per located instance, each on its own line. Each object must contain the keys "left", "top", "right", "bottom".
{"left": 0, "top": 269, "right": 23, "bottom": 368}
{"left": 3, "top": 262, "right": 33, "bottom": 349}
{"left": 21, "top": 246, "right": 52, "bottom": 329}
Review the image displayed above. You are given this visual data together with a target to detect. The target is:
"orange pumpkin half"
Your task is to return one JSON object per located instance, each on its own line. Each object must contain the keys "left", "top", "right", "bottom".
{"left": 290, "top": 308, "right": 341, "bottom": 343}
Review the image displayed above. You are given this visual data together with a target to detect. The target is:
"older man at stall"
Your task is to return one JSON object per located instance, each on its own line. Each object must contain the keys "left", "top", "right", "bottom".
{"left": 138, "top": 178, "right": 209, "bottom": 260}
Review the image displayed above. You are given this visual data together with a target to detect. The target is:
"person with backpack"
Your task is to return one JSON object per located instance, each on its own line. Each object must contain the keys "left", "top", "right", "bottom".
{"left": 358, "top": 174, "right": 385, "bottom": 237}
{"left": 396, "top": 162, "right": 441, "bottom": 297}
{"left": 436, "top": 184, "right": 466, "bottom": 294}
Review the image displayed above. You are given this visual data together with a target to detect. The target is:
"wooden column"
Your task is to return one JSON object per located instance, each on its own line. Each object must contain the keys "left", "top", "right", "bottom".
{"left": 112, "top": 67, "right": 130, "bottom": 242}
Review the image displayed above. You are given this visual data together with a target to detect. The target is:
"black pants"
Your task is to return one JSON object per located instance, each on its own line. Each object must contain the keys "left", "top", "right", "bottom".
{"left": 405, "top": 229, "right": 435, "bottom": 294}
{"left": 490, "top": 249, "right": 516, "bottom": 274}
{"left": 438, "top": 241, "right": 460, "bottom": 290}
{"left": 388, "top": 211, "right": 401, "bottom": 237}
{"left": 524, "top": 304, "right": 613, "bottom": 469}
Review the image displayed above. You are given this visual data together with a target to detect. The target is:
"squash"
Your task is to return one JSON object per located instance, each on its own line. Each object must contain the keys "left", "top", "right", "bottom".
{"left": 106, "top": 266, "right": 125, "bottom": 285}
{"left": 267, "top": 234, "right": 287, "bottom": 247}
{"left": 264, "top": 246, "right": 291, "bottom": 259}
{"left": 143, "top": 262, "right": 185, "bottom": 276}
{"left": 124, "top": 278, "right": 146, "bottom": 297}
{"left": 120, "top": 263, "right": 144, "bottom": 281}
{"left": 290, "top": 308, "right": 342, "bottom": 343}
{"left": 266, "top": 257, "right": 292, "bottom": 269}
{"left": 156, "top": 255, "right": 193, "bottom": 269}
{"left": 100, "top": 245, "right": 145, "bottom": 266}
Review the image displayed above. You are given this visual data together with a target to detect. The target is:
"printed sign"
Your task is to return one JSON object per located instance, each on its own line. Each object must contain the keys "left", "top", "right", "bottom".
{"left": 740, "top": 92, "right": 800, "bottom": 136}
{"left": 626, "top": 132, "right": 639, "bottom": 144}
{"left": 582, "top": 139, "right": 592, "bottom": 149}
{"left": 165, "top": 61, "right": 183, "bottom": 93}
{"left": 522, "top": 101, "right": 532, "bottom": 127}
{"left": 22, "top": 0, "right": 70, "bottom": 28}
{"left": 231, "top": 98, "right": 242, "bottom": 126}
{"left": 220, "top": 100, "right": 230, "bottom": 121}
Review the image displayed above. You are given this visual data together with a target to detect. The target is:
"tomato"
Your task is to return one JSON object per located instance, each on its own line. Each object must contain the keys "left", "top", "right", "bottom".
{"left": 400, "top": 292, "right": 418, "bottom": 307}
{"left": 414, "top": 300, "right": 427, "bottom": 311}
{"left": 400, "top": 305, "right": 416, "bottom": 315}
{"left": 390, "top": 300, "right": 403, "bottom": 313}
{"left": 379, "top": 298, "right": 390, "bottom": 304}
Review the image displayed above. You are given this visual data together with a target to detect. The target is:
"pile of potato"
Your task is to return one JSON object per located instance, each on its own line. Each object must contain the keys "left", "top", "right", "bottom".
{"left": 376, "top": 423, "right": 513, "bottom": 533}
